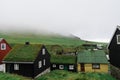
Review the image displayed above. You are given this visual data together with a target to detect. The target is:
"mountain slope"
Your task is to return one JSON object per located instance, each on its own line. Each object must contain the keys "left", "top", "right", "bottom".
{"left": 0, "top": 32, "right": 85, "bottom": 45}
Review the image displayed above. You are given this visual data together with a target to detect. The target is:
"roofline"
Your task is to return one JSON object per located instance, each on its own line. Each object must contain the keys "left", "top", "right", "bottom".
{"left": 2, "top": 61, "right": 34, "bottom": 64}
{"left": 107, "top": 25, "right": 119, "bottom": 49}
{"left": 0, "top": 38, "right": 12, "bottom": 49}
{"left": 51, "top": 62, "right": 76, "bottom": 64}
{"left": 117, "top": 25, "right": 120, "bottom": 30}
{"left": 0, "top": 38, "right": 4, "bottom": 42}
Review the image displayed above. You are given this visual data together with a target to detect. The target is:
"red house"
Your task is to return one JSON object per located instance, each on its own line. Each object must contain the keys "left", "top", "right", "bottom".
{"left": 0, "top": 38, "right": 11, "bottom": 64}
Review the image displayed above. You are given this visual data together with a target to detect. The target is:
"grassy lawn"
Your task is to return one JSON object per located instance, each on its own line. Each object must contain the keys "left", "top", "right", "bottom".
{"left": 0, "top": 72, "right": 31, "bottom": 80}
{"left": 35, "top": 70, "right": 116, "bottom": 80}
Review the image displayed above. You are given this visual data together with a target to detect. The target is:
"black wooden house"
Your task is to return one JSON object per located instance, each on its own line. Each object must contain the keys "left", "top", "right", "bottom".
{"left": 50, "top": 55, "right": 77, "bottom": 72}
{"left": 108, "top": 26, "right": 120, "bottom": 67}
{"left": 3, "top": 43, "right": 50, "bottom": 78}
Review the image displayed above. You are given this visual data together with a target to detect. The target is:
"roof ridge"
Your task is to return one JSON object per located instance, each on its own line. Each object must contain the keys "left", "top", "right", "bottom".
{"left": 117, "top": 25, "right": 120, "bottom": 30}
{"left": 0, "top": 38, "right": 4, "bottom": 41}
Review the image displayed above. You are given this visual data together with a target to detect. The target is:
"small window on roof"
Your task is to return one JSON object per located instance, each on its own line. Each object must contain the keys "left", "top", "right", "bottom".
{"left": 117, "top": 35, "right": 120, "bottom": 44}
{"left": 1, "top": 43, "right": 6, "bottom": 50}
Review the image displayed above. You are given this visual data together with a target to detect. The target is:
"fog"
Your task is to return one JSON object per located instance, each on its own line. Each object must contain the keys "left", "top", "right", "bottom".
{"left": 0, "top": 0, "right": 120, "bottom": 42}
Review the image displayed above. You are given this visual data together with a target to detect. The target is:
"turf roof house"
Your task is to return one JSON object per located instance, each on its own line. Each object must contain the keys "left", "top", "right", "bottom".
{"left": 50, "top": 55, "right": 77, "bottom": 72}
{"left": 82, "top": 44, "right": 103, "bottom": 50}
{"left": 3, "top": 43, "right": 50, "bottom": 78}
{"left": 108, "top": 26, "right": 120, "bottom": 67}
{"left": 77, "top": 50, "right": 109, "bottom": 73}
{"left": 0, "top": 38, "right": 11, "bottom": 64}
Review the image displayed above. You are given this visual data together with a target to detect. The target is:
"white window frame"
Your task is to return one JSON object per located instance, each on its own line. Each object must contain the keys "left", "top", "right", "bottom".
{"left": 38, "top": 61, "right": 42, "bottom": 68}
{"left": 92, "top": 64, "right": 100, "bottom": 69}
{"left": 53, "top": 64, "right": 56, "bottom": 68}
{"left": 43, "top": 59, "right": 46, "bottom": 66}
{"left": 59, "top": 65, "right": 64, "bottom": 69}
{"left": 69, "top": 65, "right": 74, "bottom": 70}
{"left": 42, "top": 48, "right": 45, "bottom": 55}
{"left": 1, "top": 43, "right": 6, "bottom": 50}
{"left": 14, "top": 64, "right": 19, "bottom": 70}
{"left": 117, "top": 35, "right": 120, "bottom": 44}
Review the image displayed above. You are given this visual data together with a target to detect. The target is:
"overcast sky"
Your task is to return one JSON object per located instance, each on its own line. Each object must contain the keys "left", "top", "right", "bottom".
{"left": 0, "top": 0, "right": 120, "bottom": 42}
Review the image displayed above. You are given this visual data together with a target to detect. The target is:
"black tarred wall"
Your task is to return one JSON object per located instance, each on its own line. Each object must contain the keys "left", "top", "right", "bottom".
{"left": 109, "top": 28, "right": 120, "bottom": 67}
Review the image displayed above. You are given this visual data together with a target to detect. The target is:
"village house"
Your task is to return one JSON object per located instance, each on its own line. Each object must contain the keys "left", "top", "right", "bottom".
{"left": 0, "top": 38, "right": 11, "bottom": 64}
{"left": 77, "top": 50, "right": 109, "bottom": 73}
{"left": 3, "top": 43, "right": 50, "bottom": 78}
{"left": 50, "top": 55, "right": 77, "bottom": 72}
{"left": 82, "top": 43, "right": 103, "bottom": 50}
{"left": 108, "top": 26, "right": 120, "bottom": 68}
{"left": 82, "top": 44, "right": 97, "bottom": 50}
{"left": 0, "top": 38, "right": 11, "bottom": 72}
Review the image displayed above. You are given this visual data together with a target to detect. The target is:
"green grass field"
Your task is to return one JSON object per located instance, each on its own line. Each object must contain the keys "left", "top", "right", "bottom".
{"left": 36, "top": 70, "right": 116, "bottom": 80}
{"left": 0, "top": 72, "right": 31, "bottom": 80}
{"left": 0, "top": 70, "right": 116, "bottom": 80}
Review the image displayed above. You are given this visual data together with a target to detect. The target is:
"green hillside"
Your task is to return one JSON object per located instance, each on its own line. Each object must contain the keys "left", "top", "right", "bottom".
{"left": 0, "top": 32, "right": 85, "bottom": 46}
{"left": 0, "top": 72, "right": 31, "bottom": 80}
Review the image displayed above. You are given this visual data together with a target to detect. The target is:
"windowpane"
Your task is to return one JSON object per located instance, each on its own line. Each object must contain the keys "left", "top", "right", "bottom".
{"left": 117, "top": 35, "right": 120, "bottom": 44}
{"left": 69, "top": 65, "right": 74, "bottom": 70}
{"left": 92, "top": 64, "right": 100, "bottom": 69}
{"left": 53, "top": 64, "right": 56, "bottom": 68}
{"left": 38, "top": 61, "right": 42, "bottom": 68}
{"left": 14, "top": 64, "right": 19, "bottom": 70}
{"left": 59, "top": 65, "right": 64, "bottom": 69}
{"left": 42, "top": 48, "right": 45, "bottom": 55}
{"left": 43, "top": 59, "right": 45, "bottom": 66}
{"left": 1, "top": 43, "right": 6, "bottom": 50}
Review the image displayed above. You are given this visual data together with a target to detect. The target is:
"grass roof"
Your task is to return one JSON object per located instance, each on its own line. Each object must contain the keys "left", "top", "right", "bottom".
{"left": 4, "top": 44, "right": 42, "bottom": 62}
{"left": 51, "top": 55, "right": 76, "bottom": 64}
{"left": 77, "top": 50, "right": 108, "bottom": 64}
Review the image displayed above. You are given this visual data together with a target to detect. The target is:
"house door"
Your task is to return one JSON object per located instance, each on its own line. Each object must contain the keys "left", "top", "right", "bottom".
{"left": 81, "top": 63, "right": 85, "bottom": 72}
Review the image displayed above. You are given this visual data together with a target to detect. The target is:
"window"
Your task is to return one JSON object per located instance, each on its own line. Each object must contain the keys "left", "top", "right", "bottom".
{"left": 69, "top": 65, "right": 74, "bottom": 70}
{"left": 42, "top": 48, "right": 45, "bottom": 55}
{"left": 92, "top": 64, "right": 100, "bottom": 69}
{"left": 43, "top": 59, "right": 46, "bottom": 66}
{"left": 38, "top": 61, "right": 42, "bottom": 68}
{"left": 53, "top": 64, "right": 56, "bottom": 68}
{"left": 117, "top": 35, "right": 120, "bottom": 44}
{"left": 59, "top": 65, "right": 64, "bottom": 69}
{"left": 1, "top": 43, "right": 6, "bottom": 50}
{"left": 14, "top": 64, "right": 19, "bottom": 70}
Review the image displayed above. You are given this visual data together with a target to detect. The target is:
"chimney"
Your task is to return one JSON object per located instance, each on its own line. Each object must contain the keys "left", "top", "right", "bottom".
{"left": 25, "top": 42, "right": 30, "bottom": 45}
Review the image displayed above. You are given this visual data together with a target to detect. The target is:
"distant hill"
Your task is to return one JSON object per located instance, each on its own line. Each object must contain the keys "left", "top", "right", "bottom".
{"left": 0, "top": 32, "right": 85, "bottom": 46}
